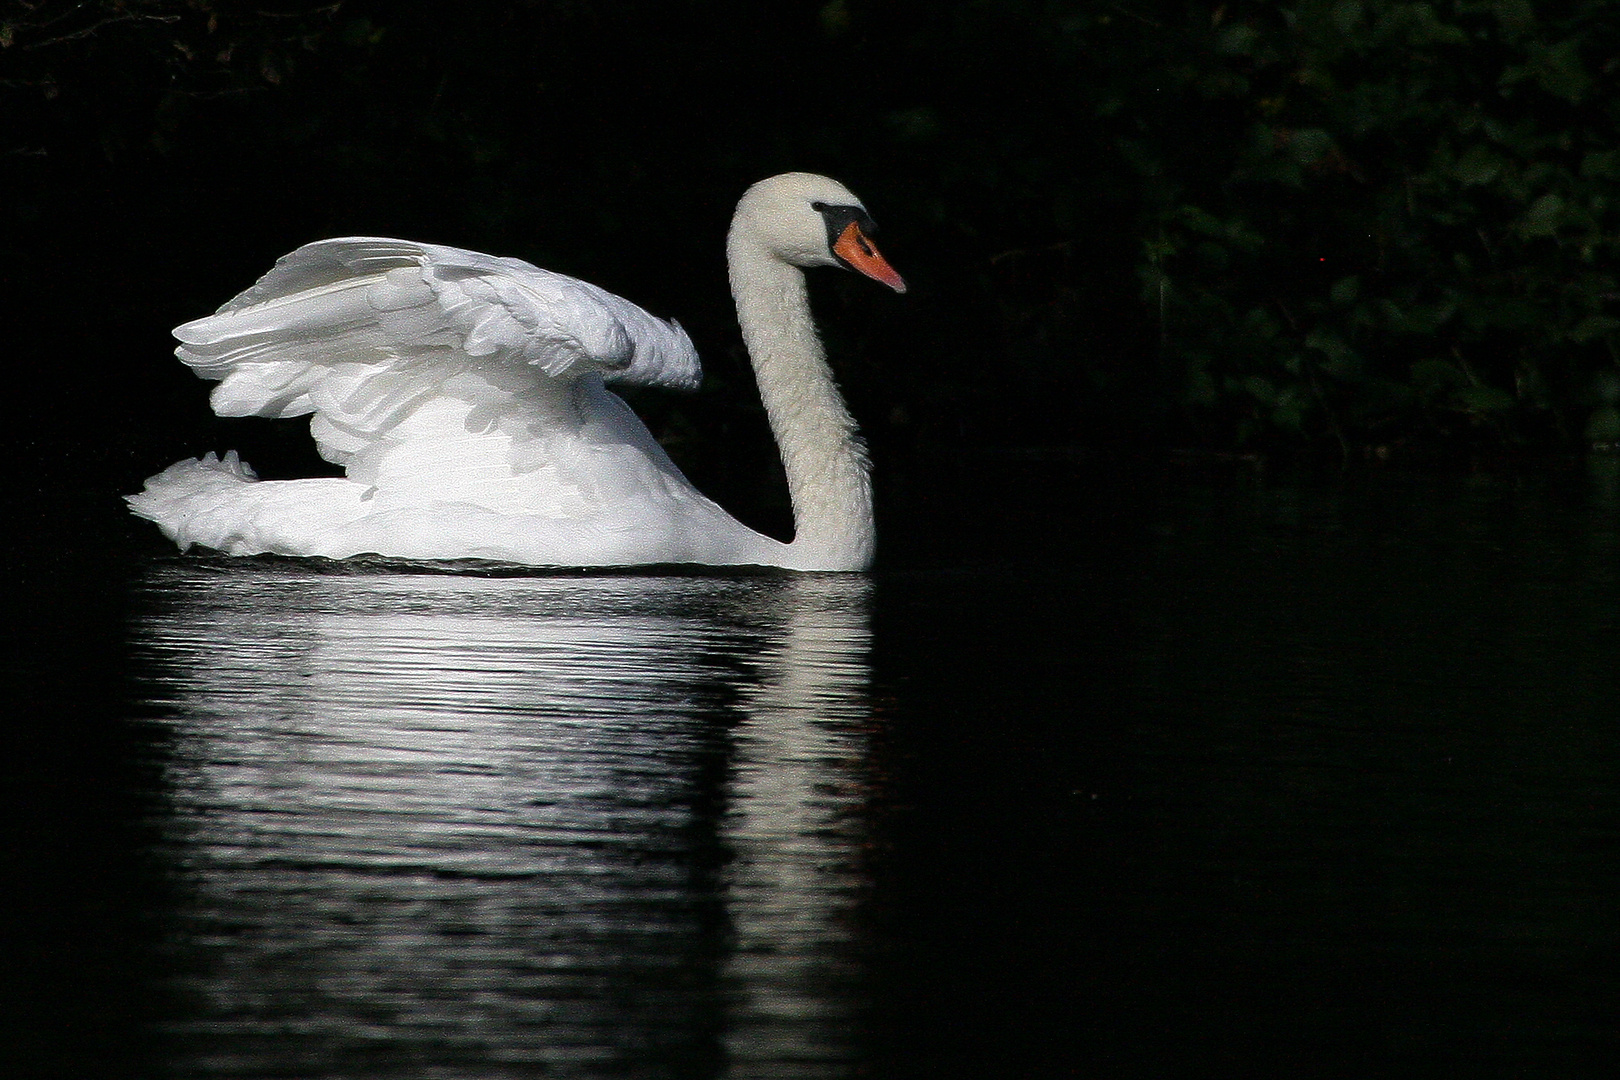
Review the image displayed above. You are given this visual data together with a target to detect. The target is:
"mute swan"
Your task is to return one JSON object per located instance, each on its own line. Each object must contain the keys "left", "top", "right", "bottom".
{"left": 127, "top": 173, "right": 904, "bottom": 570}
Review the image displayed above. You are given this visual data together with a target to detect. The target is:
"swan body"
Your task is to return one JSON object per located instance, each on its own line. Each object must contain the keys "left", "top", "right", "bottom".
{"left": 128, "top": 174, "right": 904, "bottom": 570}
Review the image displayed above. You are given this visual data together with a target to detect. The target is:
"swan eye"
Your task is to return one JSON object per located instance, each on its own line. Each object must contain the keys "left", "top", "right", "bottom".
{"left": 811, "top": 200, "right": 828, "bottom": 212}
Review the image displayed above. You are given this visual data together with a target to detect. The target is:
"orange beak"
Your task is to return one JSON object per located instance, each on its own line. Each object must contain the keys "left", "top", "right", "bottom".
{"left": 833, "top": 221, "right": 907, "bottom": 294}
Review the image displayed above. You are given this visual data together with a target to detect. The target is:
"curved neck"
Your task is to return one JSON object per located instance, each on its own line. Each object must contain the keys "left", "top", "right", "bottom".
{"left": 727, "top": 228, "right": 874, "bottom": 572}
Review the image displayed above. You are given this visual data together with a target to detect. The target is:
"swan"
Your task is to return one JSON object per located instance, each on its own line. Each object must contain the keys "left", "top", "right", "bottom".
{"left": 127, "top": 173, "right": 905, "bottom": 571}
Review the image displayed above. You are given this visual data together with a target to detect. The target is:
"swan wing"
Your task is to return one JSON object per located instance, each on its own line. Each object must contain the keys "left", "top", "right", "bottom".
{"left": 171, "top": 237, "right": 701, "bottom": 457}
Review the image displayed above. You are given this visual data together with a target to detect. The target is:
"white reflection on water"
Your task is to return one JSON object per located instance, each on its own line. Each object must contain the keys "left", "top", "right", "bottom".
{"left": 130, "top": 562, "right": 875, "bottom": 1079}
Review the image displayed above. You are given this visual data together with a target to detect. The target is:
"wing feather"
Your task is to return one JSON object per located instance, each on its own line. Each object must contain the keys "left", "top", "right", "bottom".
{"left": 171, "top": 236, "right": 702, "bottom": 466}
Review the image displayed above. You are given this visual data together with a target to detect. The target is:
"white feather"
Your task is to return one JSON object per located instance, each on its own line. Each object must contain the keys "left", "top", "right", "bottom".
{"left": 129, "top": 175, "right": 901, "bottom": 570}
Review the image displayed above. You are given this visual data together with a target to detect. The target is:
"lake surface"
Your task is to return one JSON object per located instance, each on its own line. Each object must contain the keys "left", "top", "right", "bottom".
{"left": 6, "top": 456, "right": 1619, "bottom": 1078}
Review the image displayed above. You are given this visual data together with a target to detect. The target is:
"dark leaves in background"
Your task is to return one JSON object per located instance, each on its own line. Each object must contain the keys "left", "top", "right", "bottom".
{"left": 5, "top": 0, "right": 1619, "bottom": 492}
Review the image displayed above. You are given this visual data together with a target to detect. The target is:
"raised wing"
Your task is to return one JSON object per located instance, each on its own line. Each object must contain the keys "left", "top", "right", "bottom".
{"left": 171, "top": 238, "right": 702, "bottom": 465}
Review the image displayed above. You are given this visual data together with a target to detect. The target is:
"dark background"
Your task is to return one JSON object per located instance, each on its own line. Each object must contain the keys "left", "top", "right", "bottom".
{"left": 3, "top": 0, "right": 1146, "bottom": 528}
{"left": 10, "top": 0, "right": 1616, "bottom": 524}
{"left": 6, "top": 6, "right": 1620, "bottom": 1078}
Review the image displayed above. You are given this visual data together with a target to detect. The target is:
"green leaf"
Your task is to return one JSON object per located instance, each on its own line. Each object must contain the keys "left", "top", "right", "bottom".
{"left": 1455, "top": 385, "right": 1518, "bottom": 413}
{"left": 1519, "top": 192, "right": 1565, "bottom": 237}
{"left": 1411, "top": 359, "right": 1466, "bottom": 397}
{"left": 1305, "top": 326, "right": 1353, "bottom": 362}
{"left": 1330, "top": 275, "right": 1360, "bottom": 304}
{"left": 1176, "top": 205, "right": 1234, "bottom": 238}
{"left": 1531, "top": 38, "right": 1592, "bottom": 103}
{"left": 1375, "top": 3, "right": 1468, "bottom": 47}
{"left": 1185, "top": 368, "right": 1218, "bottom": 406}
{"left": 1330, "top": 0, "right": 1364, "bottom": 35}
{"left": 1569, "top": 315, "right": 1620, "bottom": 344}
{"left": 1492, "top": 0, "right": 1537, "bottom": 42}
{"left": 1379, "top": 299, "right": 1456, "bottom": 334}
{"left": 1272, "top": 401, "right": 1306, "bottom": 432}
{"left": 1584, "top": 405, "right": 1620, "bottom": 444}
{"left": 1195, "top": 240, "right": 1231, "bottom": 269}
{"left": 1286, "top": 128, "right": 1334, "bottom": 165}
{"left": 1581, "top": 149, "right": 1620, "bottom": 180}
{"left": 1216, "top": 24, "right": 1261, "bottom": 56}
{"left": 1173, "top": 205, "right": 1265, "bottom": 251}
{"left": 1453, "top": 144, "right": 1501, "bottom": 186}
{"left": 1241, "top": 375, "right": 1278, "bottom": 405}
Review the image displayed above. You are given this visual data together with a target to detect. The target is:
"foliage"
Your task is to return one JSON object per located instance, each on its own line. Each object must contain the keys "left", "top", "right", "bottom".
{"left": 1103, "top": 0, "right": 1620, "bottom": 456}
{"left": 6, "top": 0, "right": 1620, "bottom": 473}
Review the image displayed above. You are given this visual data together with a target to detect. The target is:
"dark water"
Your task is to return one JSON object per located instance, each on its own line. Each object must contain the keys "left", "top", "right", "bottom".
{"left": 6, "top": 458, "right": 1620, "bottom": 1078}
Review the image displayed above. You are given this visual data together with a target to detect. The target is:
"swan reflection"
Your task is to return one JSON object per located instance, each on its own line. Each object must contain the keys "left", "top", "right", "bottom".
{"left": 130, "top": 562, "right": 876, "bottom": 1078}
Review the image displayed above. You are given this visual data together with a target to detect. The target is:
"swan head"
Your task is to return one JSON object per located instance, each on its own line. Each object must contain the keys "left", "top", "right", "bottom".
{"left": 730, "top": 173, "right": 906, "bottom": 293}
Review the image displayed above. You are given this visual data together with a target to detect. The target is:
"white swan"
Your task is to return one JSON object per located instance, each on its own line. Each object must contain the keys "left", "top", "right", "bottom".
{"left": 127, "top": 173, "right": 905, "bottom": 571}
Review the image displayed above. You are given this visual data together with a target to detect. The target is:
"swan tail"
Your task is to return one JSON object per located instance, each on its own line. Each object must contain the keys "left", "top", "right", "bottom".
{"left": 125, "top": 451, "right": 263, "bottom": 553}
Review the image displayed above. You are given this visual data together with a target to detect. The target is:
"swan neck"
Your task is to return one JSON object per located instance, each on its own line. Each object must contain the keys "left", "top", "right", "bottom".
{"left": 727, "top": 228, "right": 874, "bottom": 572}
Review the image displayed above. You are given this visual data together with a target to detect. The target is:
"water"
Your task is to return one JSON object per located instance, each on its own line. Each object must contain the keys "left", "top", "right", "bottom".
{"left": 6, "top": 458, "right": 1620, "bottom": 1077}
{"left": 122, "top": 568, "right": 873, "bottom": 1079}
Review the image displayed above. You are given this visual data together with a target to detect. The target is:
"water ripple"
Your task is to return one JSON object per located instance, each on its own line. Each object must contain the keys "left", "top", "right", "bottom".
{"left": 130, "top": 563, "right": 875, "bottom": 1078}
